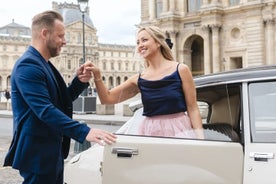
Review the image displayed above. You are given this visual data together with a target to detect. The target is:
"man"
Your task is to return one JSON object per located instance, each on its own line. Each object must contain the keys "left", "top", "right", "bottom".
{"left": 3, "top": 10, "right": 116, "bottom": 184}
{"left": 4, "top": 89, "right": 10, "bottom": 100}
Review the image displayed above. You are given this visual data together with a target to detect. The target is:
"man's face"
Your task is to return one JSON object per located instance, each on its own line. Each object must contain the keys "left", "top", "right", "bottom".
{"left": 46, "top": 20, "right": 66, "bottom": 58}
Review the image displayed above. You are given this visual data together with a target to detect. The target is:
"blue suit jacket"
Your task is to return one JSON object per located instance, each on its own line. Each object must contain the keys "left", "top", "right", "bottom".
{"left": 4, "top": 46, "right": 90, "bottom": 174}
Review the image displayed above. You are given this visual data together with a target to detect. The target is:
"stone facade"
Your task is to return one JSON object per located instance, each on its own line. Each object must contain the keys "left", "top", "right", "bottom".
{"left": 1, "top": 0, "right": 275, "bottom": 92}
{"left": 0, "top": 1, "right": 141, "bottom": 92}
{"left": 0, "top": 21, "right": 29, "bottom": 92}
{"left": 140, "top": 0, "right": 276, "bottom": 75}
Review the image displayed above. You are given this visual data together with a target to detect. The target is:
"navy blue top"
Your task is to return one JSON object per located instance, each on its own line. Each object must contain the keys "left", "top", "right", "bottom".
{"left": 138, "top": 64, "right": 187, "bottom": 116}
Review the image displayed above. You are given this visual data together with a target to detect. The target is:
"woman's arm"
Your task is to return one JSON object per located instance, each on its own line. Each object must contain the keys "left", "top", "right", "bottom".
{"left": 178, "top": 64, "right": 203, "bottom": 138}
{"left": 86, "top": 62, "right": 140, "bottom": 104}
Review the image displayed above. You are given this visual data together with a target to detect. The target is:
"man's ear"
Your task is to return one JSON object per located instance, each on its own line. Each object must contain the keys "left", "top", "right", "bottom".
{"left": 41, "top": 28, "right": 48, "bottom": 39}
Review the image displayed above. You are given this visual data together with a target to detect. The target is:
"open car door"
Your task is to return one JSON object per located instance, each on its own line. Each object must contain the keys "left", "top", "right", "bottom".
{"left": 102, "top": 135, "right": 243, "bottom": 184}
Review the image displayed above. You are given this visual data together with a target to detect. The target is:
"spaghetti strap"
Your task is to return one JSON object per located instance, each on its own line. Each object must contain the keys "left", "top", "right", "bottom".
{"left": 176, "top": 63, "right": 181, "bottom": 74}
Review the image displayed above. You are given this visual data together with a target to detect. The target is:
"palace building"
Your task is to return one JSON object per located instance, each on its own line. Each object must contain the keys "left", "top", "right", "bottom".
{"left": 1, "top": 0, "right": 276, "bottom": 92}
{"left": 140, "top": 0, "right": 276, "bottom": 75}
{"left": 0, "top": 1, "right": 141, "bottom": 92}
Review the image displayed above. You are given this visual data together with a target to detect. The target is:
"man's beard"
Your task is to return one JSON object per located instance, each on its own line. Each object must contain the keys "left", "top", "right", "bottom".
{"left": 47, "top": 40, "right": 60, "bottom": 58}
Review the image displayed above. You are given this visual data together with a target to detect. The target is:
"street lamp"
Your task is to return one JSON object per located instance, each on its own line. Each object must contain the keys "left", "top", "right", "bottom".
{"left": 78, "top": 0, "right": 89, "bottom": 64}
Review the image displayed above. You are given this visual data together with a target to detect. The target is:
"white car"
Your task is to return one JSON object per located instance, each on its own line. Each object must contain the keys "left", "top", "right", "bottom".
{"left": 64, "top": 65, "right": 276, "bottom": 184}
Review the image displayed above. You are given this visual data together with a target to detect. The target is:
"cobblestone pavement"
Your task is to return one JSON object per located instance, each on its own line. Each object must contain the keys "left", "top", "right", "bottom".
{"left": 0, "top": 136, "right": 85, "bottom": 184}
{"left": 0, "top": 123, "right": 120, "bottom": 183}
{"left": 0, "top": 98, "right": 129, "bottom": 183}
{"left": 0, "top": 136, "right": 23, "bottom": 184}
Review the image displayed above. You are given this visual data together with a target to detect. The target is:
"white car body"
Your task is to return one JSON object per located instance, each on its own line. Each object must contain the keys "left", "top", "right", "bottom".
{"left": 65, "top": 65, "right": 276, "bottom": 184}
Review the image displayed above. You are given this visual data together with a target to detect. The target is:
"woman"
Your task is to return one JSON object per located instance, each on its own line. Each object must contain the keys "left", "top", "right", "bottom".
{"left": 88, "top": 25, "right": 202, "bottom": 138}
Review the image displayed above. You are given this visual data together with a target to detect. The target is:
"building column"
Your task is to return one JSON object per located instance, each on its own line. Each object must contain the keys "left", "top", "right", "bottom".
{"left": 203, "top": 0, "right": 209, "bottom": 6}
{"left": 202, "top": 25, "right": 211, "bottom": 74}
{"left": 183, "top": 0, "right": 188, "bottom": 14}
{"left": 169, "top": 0, "right": 175, "bottom": 12}
{"left": 211, "top": 24, "right": 221, "bottom": 73}
{"left": 264, "top": 18, "right": 275, "bottom": 65}
{"left": 224, "top": 1, "right": 229, "bottom": 6}
{"left": 149, "top": 0, "right": 156, "bottom": 20}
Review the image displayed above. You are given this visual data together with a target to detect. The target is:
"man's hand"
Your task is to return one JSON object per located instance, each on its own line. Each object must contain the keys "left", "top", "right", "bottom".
{"left": 82, "top": 61, "right": 102, "bottom": 81}
{"left": 86, "top": 128, "right": 117, "bottom": 146}
{"left": 76, "top": 62, "right": 93, "bottom": 83}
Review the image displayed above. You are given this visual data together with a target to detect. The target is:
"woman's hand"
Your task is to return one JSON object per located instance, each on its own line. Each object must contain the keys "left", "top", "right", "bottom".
{"left": 82, "top": 61, "right": 102, "bottom": 81}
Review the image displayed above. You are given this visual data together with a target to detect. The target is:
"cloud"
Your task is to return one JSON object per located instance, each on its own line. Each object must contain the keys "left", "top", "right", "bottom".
{"left": 91, "top": 0, "right": 140, "bottom": 45}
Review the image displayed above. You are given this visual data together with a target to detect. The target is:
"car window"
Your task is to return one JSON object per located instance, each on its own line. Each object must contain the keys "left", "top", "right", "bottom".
{"left": 119, "top": 83, "right": 242, "bottom": 143}
{"left": 197, "top": 83, "right": 241, "bottom": 142}
{"left": 249, "top": 81, "right": 276, "bottom": 143}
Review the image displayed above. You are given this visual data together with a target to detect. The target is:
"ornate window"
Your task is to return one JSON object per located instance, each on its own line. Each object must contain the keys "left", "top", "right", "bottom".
{"left": 66, "top": 32, "right": 70, "bottom": 43}
{"left": 125, "top": 62, "right": 129, "bottom": 71}
{"left": 88, "top": 34, "right": 92, "bottom": 44}
{"left": 67, "top": 60, "right": 71, "bottom": 70}
{"left": 118, "top": 63, "right": 121, "bottom": 71}
{"left": 229, "top": 0, "right": 240, "bottom": 6}
{"left": 103, "top": 62, "right": 107, "bottom": 70}
{"left": 77, "top": 33, "right": 81, "bottom": 43}
{"left": 188, "top": 0, "right": 202, "bottom": 12}
{"left": 156, "top": 0, "right": 163, "bottom": 18}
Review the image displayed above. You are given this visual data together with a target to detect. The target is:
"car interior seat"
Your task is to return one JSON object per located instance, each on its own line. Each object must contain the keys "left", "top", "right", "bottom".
{"left": 203, "top": 123, "right": 240, "bottom": 142}
{"left": 205, "top": 95, "right": 241, "bottom": 142}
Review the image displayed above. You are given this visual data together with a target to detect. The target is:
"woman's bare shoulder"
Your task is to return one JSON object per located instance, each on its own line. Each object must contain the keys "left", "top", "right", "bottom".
{"left": 177, "top": 63, "right": 190, "bottom": 72}
{"left": 127, "top": 73, "right": 140, "bottom": 85}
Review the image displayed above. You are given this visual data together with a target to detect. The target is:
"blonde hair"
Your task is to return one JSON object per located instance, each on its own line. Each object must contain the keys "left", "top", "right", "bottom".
{"left": 136, "top": 26, "right": 174, "bottom": 67}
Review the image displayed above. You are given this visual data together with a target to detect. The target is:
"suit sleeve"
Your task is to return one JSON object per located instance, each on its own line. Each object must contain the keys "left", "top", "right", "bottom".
{"left": 14, "top": 59, "right": 90, "bottom": 143}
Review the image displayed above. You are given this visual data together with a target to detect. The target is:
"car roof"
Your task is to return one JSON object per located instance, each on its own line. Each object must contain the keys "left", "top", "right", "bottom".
{"left": 194, "top": 64, "right": 276, "bottom": 87}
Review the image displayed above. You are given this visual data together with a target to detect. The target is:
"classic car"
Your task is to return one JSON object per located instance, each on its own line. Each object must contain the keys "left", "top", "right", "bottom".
{"left": 64, "top": 65, "right": 276, "bottom": 184}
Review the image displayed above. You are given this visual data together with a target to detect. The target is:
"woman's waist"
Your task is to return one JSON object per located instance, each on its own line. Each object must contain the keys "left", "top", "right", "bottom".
{"left": 144, "top": 111, "right": 187, "bottom": 119}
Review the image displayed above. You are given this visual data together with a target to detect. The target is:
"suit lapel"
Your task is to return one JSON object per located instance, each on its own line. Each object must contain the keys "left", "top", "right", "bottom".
{"left": 48, "top": 62, "right": 70, "bottom": 111}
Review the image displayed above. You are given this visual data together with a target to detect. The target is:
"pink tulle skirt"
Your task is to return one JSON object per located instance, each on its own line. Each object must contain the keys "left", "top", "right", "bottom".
{"left": 138, "top": 112, "right": 196, "bottom": 138}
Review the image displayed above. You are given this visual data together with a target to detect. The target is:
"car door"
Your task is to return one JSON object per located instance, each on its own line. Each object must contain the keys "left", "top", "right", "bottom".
{"left": 243, "top": 81, "right": 276, "bottom": 184}
{"left": 102, "top": 135, "right": 243, "bottom": 184}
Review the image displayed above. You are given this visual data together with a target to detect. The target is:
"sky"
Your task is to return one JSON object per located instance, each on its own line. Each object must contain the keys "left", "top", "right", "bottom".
{"left": 0, "top": 0, "right": 141, "bottom": 45}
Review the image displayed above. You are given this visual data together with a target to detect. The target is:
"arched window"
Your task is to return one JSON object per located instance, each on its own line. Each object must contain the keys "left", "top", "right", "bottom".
{"left": 7, "top": 76, "right": 11, "bottom": 89}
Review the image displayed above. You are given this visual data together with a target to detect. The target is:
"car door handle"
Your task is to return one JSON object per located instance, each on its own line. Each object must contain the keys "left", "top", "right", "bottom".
{"left": 249, "top": 152, "right": 275, "bottom": 162}
{"left": 111, "top": 147, "right": 139, "bottom": 158}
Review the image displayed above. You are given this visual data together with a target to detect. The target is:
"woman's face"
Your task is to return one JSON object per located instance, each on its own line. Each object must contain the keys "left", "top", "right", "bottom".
{"left": 136, "top": 30, "right": 160, "bottom": 59}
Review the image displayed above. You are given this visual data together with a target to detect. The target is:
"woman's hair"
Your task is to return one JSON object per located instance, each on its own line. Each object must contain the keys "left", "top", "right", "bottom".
{"left": 31, "top": 10, "right": 63, "bottom": 35}
{"left": 136, "top": 26, "right": 174, "bottom": 65}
